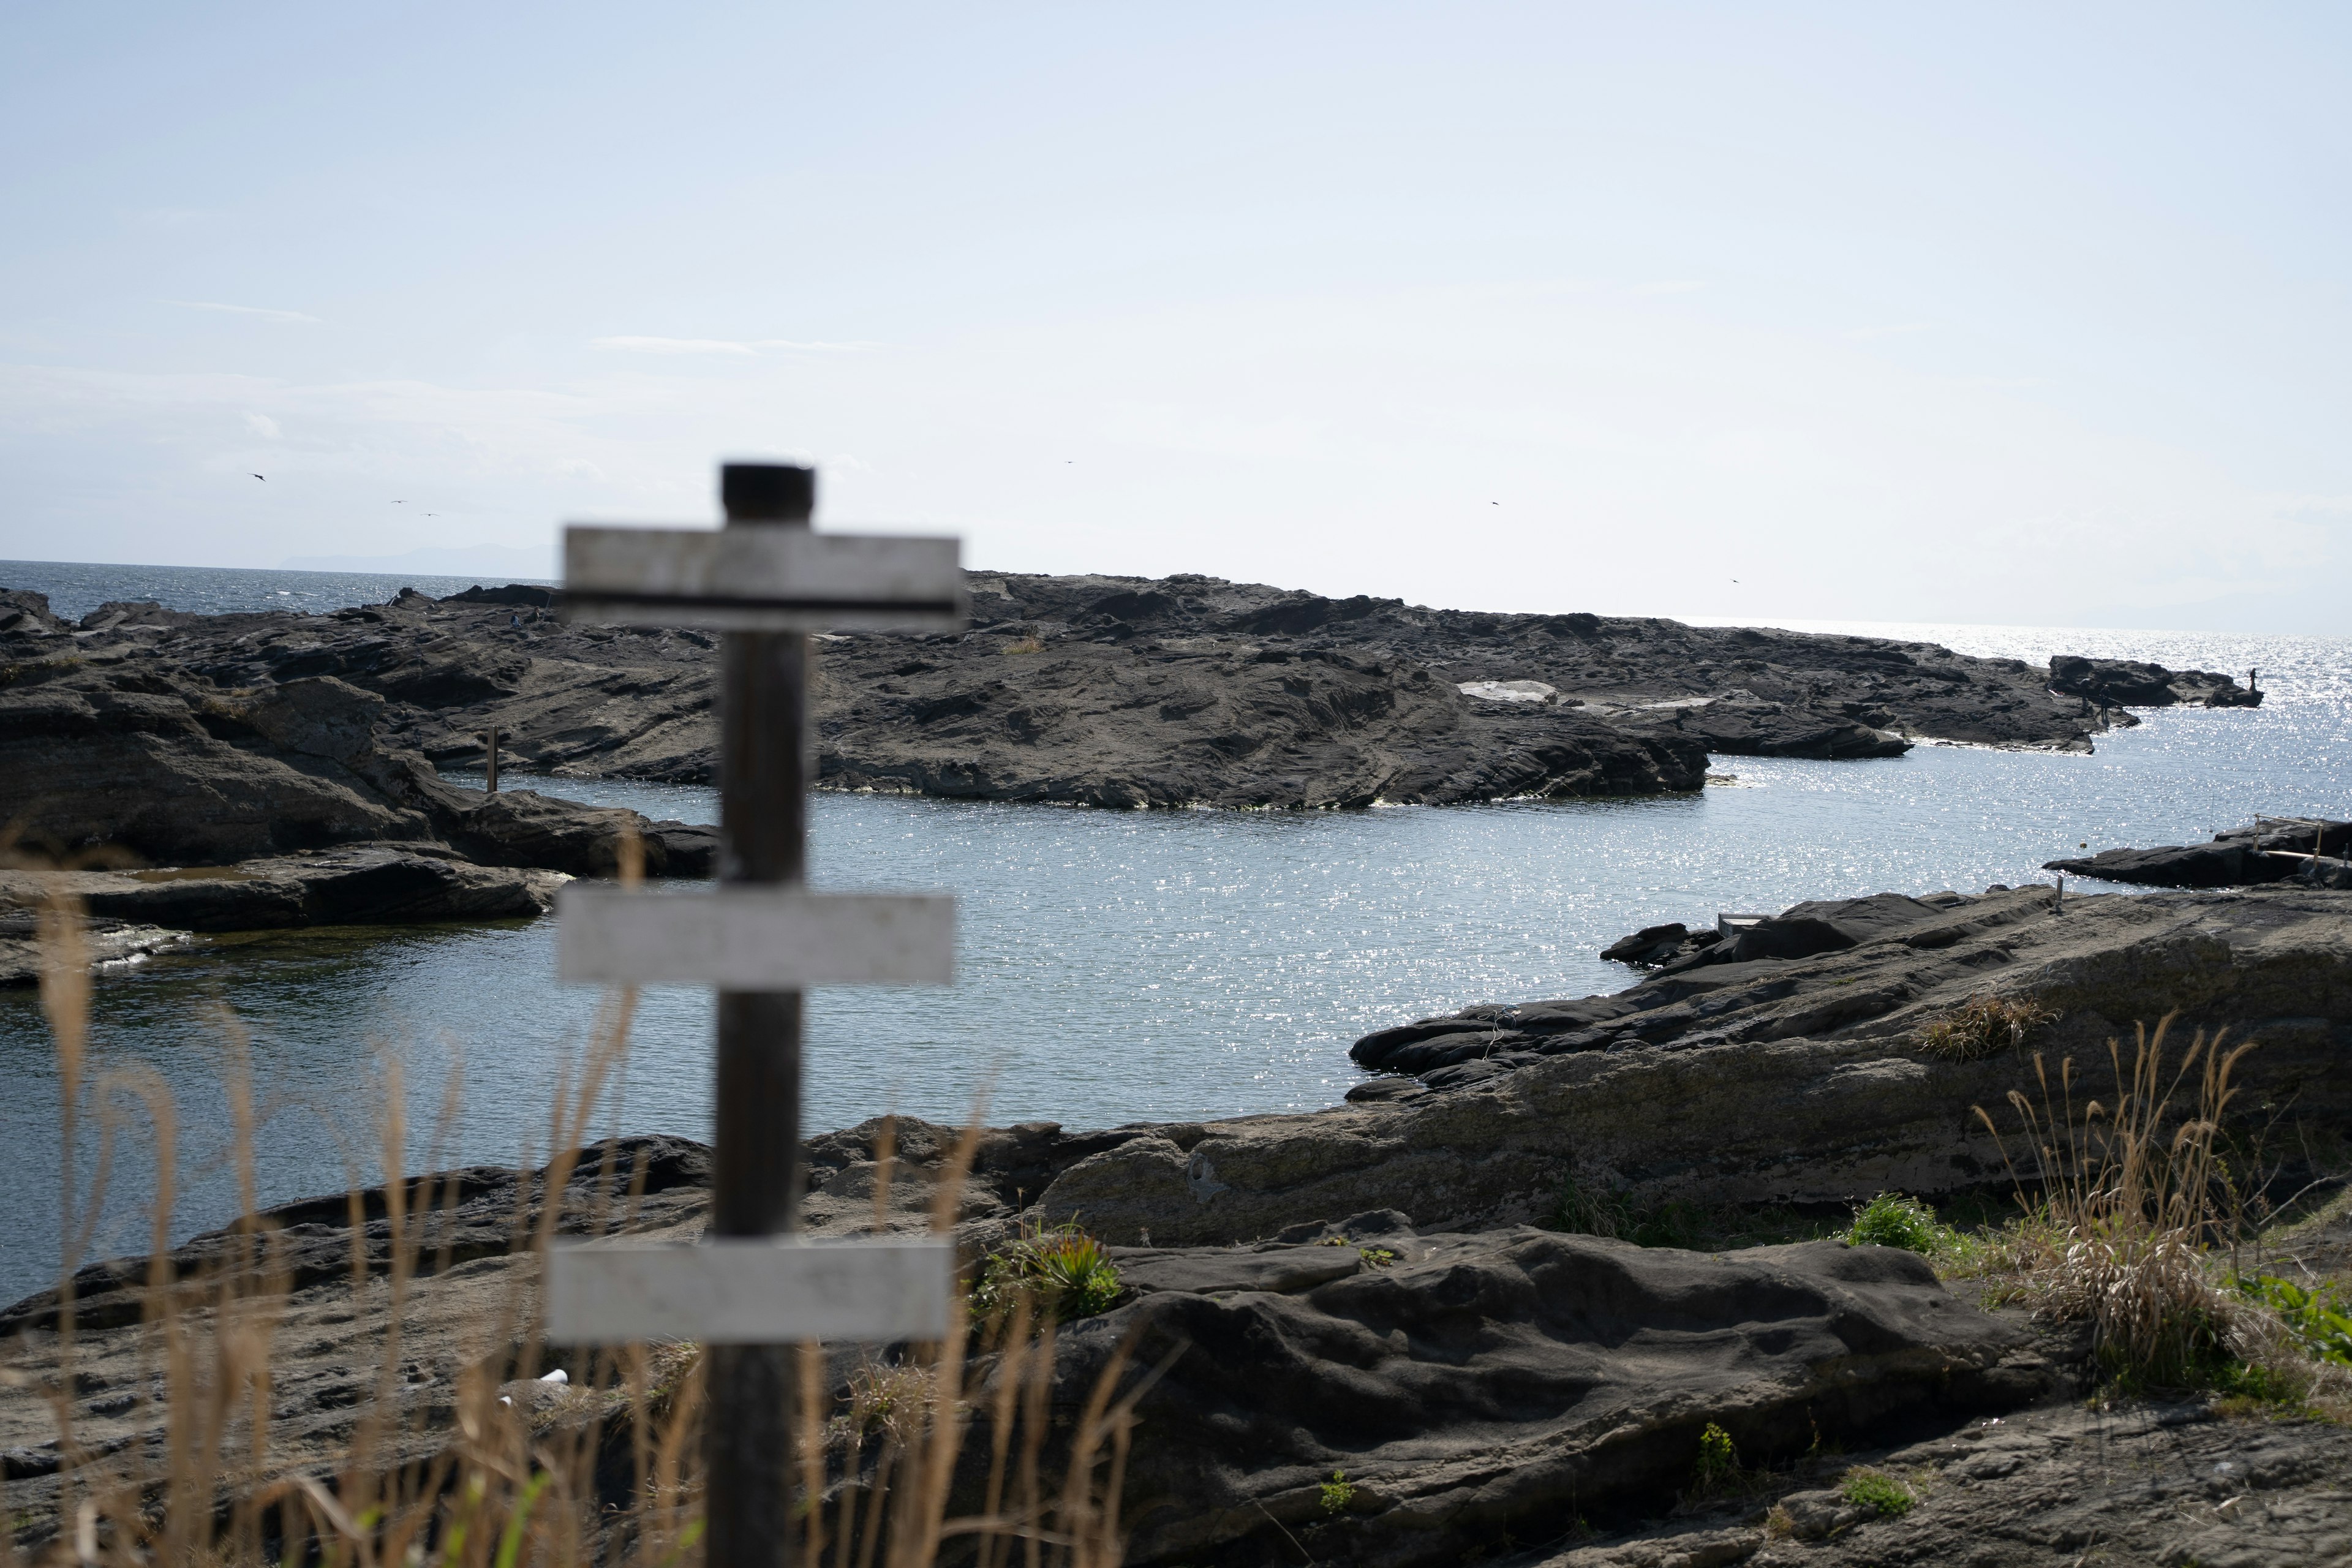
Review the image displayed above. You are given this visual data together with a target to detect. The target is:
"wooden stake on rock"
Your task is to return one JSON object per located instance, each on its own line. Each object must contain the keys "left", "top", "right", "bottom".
{"left": 543, "top": 463, "right": 967, "bottom": 1568}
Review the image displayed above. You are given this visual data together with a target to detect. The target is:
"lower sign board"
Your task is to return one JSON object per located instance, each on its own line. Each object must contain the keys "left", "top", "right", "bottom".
{"left": 556, "top": 886, "right": 956, "bottom": 989}
{"left": 545, "top": 1237, "right": 957, "bottom": 1344}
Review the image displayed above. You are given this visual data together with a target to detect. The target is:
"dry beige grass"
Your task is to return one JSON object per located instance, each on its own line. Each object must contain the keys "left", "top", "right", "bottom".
{"left": 3, "top": 872, "right": 1145, "bottom": 1568}
{"left": 1915, "top": 993, "right": 2057, "bottom": 1060}
{"left": 1966, "top": 1014, "right": 2352, "bottom": 1411}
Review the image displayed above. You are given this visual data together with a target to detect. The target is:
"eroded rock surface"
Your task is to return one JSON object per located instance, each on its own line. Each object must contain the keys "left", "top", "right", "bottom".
{"left": 5, "top": 576, "right": 2260, "bottom": 813}
{"left": 1518, "top": 1397, "right": 2352, "bottom": 1568}
{"left": 1030, "top": 888, "right": 2352, "bottom": 1247}
{"left": 1016, "top": 1226, "right": 2045, "bottom": 1568}
{"left": 0, "top": 846, "right": 563, "bottom": 943}
{"left": 2047, "top": 816, "right": 2352, "bottom": 890}
{"left": 0, "top": 632, "right": 714, "bottom": 929}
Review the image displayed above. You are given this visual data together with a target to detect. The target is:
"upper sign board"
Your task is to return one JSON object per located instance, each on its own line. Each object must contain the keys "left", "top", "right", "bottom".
{"left": 563, "top": 526, "right": 967, "bottom": 632}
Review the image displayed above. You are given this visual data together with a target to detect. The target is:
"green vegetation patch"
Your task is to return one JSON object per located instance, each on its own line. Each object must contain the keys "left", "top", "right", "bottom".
{"left": 973, "top": 1221, "right": 1123, "bottom": 1323}
{"left": 2237, "top": 1274, "right": 2352, "bottom": 1367}
{"left": 1847, "top": 1191, "right": 1955, "bottom": 1254}
{"left": 1839, "top": 1467, "right": 1916, "bottom": 1517}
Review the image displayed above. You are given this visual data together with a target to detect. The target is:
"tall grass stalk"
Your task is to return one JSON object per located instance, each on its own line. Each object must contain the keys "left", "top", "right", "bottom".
{"left": 1971, "top": 1015, "right": 2270, "bottom": 1384}
{"left": 5, "top": 883, "right": 1149, "bottom": 1567}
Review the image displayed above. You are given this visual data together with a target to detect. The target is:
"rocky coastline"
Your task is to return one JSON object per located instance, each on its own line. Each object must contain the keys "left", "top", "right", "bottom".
{"left": 1, "top": 571, "right": 2335, "bottom": 1564}
{"left": 2044, "top": 815, "right": 2352, "bottom": 890}
{"left": 0, "top": 589, "right": 715, "bottom": 956}
{"left": 5, "top": 574, "right": 2260, "bottom": 816}
{"left": 6, "top": 880, "right": 2348, "bottom": 1565}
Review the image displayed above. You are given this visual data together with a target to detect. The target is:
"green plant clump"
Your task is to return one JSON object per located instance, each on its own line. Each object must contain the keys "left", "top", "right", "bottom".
{"left": 973, "top": 1221, "right": 1123, "bottom": 1323}
{"left": 1839, "top": 1468, "right": 1916, "bottom": 1517}
{"left": 1847, "top": 1192, "right": 1948, "bottom": 1254}
{"left": 1318, "top": 1469, "right": 1356, "bottom": 1514}
{"left": 2237, "top": 1274, "right": 2352, "bottom": 1366}
{"left": 1693, "top": 1423, "right": 1738, "bottom": 1490}
{"left": 1358, "top": 1246, "right": 1398, "bottom": 1268}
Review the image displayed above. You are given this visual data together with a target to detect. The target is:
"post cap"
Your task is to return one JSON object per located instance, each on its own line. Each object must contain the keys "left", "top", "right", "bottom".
{"left": 721, "top": 463, "right": 815, "bottom": 522}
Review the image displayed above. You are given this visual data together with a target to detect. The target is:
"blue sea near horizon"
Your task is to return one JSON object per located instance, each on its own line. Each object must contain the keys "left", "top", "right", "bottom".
{"left": 1, "top": 559, "right": 555, "bottom": 622}
{"left": 1, "top": 561, "right": 2347, "bottom": 1305}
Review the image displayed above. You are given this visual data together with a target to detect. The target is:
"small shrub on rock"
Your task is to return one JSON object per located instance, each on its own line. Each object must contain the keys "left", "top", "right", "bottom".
{"left": 1839, "top": 1467, "right": 1916, "bottom": 1517}
{"left": 1319, "top": 1469, "right": 1356, "bottom": 1513}
{"left": 1917, "top": 993, "right": 2056, "bottom": 1059}
{"left": 1693, "top": 1422, "right": 1739, "bottom": 1491}
{"left": 1847, "top": 1192, "right": 1950, "bottom": 1254}
{"left": 973, "top": 1219, "right": 1123, "bottom": 1323}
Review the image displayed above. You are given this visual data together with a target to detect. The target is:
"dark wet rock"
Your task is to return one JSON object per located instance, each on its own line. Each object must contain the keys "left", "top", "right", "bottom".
{"left": 1587, "top": 690, "right": 1911, "bottom": 760}
{"left": 0, "top": 845, "right": 563, "bottom": 934}
{"left": 0, "top": 652, "right": 710, "bottom": 887}
{"left": 1602, "top": 921, "right": 1721, "bottom": 968}
{"left": 1651, "top": 893, "right": 1954, "bottom": 973}
{"left": 2048, "top": 653, "right": 2261, "bottom": 709}
{"left": 2047, "top": 817, "right": 2352, "bottom": 890}
{"left": 0, "top": 907, "right": 186, "bottom": 985}
{"left": 1035, "top": 887, "right": 2352, "bottom": 1247}
{"left": 13, "top": 571, "right": 2260, "bottom": 813}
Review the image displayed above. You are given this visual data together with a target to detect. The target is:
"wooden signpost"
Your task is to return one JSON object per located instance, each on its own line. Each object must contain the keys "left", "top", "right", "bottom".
{"left": 544, "top": 463, "right": 967, "bottom": 1567}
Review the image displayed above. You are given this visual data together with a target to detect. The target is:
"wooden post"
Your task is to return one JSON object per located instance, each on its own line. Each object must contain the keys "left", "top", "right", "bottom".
{"left": 486, "top": 724, "right": 500, "bottom": 793}
{"left": 708, "top": 462, "right": 812, "bottom": 1568}
{"left": 544, "top": 472, "right": 967, "bottom": 1568}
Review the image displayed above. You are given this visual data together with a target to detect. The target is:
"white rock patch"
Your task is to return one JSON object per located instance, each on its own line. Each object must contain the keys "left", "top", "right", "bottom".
{"left": 1457, "top": 679, "right": 1558, "bottom": 705}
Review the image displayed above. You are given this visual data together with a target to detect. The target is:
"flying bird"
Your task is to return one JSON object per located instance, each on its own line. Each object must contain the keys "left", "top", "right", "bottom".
{"left": 251, "top": 473, "right": 265, "bottom": 481}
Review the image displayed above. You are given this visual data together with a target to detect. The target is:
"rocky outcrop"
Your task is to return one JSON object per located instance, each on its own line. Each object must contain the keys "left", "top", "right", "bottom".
{"left": 15, "top": 573, "right": 2257, "bottom": 814}
{"left": 0, "top": 1131, "right": 2053, "bottom": 1568}
{"left": 2046, "top": 818, "right": 2352, "bottom": 890}
{"left": 0, "top": 649, "right": 714, "bottom": 893}
{"left": 995, "top": 1224, "right": 2046, "bottom": 1568}
{"left": 820, "top": 647, "right": 1709, "bottom": 807}
{"left": 1581, "top": 690, "right": 1910, "bottom": 760}
{"left": 0, "top": 846, "right": 562, "bottom": 943}
{"left": 2048, "top": 653, "right": 2262, "bottom": 709}
{"left": 1025, "top": 888, "right": 2352, "bottom": 1247}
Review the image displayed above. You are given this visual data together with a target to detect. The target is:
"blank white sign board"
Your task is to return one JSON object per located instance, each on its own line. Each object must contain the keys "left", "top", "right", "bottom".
{"left": 557, "top": 886, "right": 956, "bottom": 989}
{"left": 563, "top": 526, "right": 967, "bottom": 631}
{"left": 546, "top": 1237, "right": 957, "bottom": 1344}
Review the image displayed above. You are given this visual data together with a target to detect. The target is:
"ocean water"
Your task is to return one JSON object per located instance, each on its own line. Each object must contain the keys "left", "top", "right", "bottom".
{"left": 1, "top": 565, "right": 2346, "bottom": 1303}
{"left": 0, "top": 559, "right": 551, "bottom": 622}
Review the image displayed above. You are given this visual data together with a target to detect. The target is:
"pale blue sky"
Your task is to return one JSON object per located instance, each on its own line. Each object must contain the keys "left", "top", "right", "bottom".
{"left": 2, "top": 4, "right": 2346, "bottom": 630}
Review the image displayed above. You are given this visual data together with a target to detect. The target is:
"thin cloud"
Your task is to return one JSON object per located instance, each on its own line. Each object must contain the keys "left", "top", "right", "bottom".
{"left": 753, "top": 339, "right": 879, "bottom": 352}
{"left": 592, "top": 335, "right": 757, "bottom": 355}
{"left": 244, "top": 412, "right": 282, "bottom": 439}
{"left": 168, "top": 300, "right": 322, "bottom": 325}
